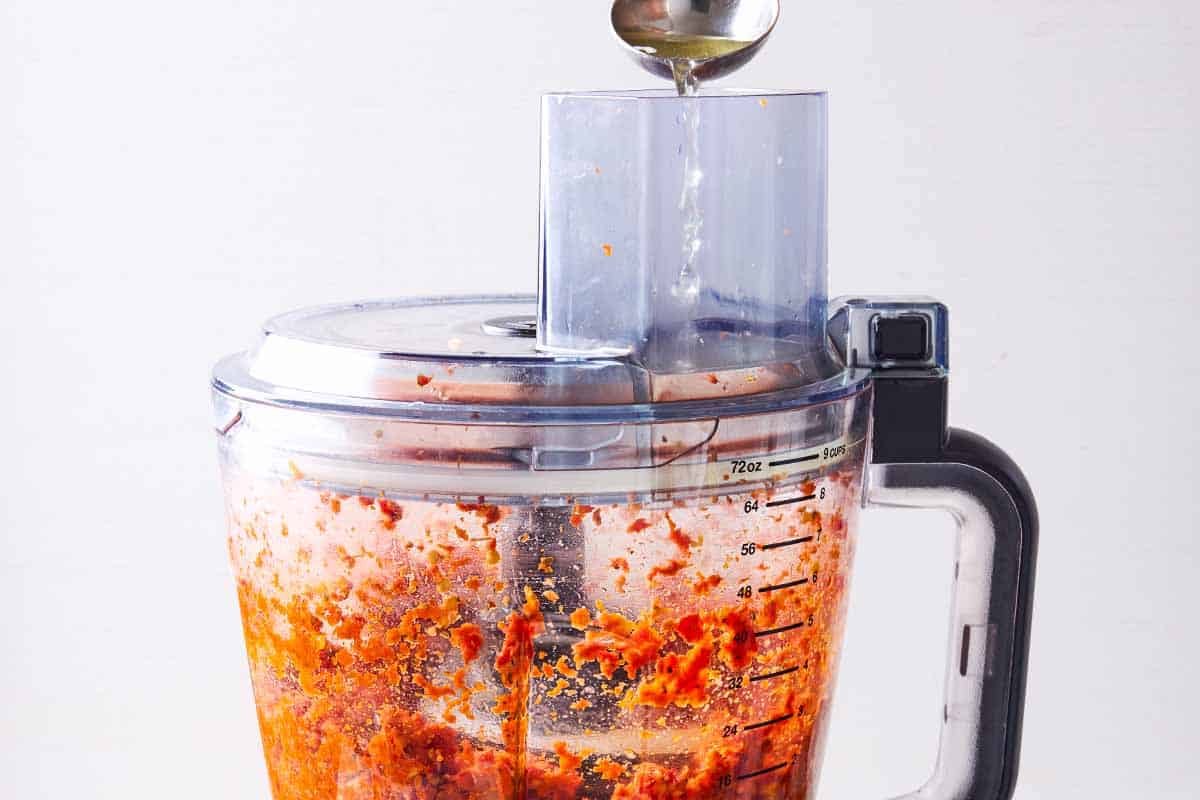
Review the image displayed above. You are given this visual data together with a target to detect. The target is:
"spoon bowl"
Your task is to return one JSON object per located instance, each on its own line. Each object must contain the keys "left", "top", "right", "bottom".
{"left": 611, "top": 0, "right": 781, "bottom": 91}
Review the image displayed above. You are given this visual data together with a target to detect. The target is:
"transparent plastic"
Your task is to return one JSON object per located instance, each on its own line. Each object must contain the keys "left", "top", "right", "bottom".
{"left": 867, "top": 457, "right": 1035, "bottom": 800}
{"left": 538, "top": 91, "right": 834, "bottom": 386}
{"left": 217, "top": 391, "right": 871, "bottom": 800}
{"left": 211, "top": 296, "right": 870, "bottom": 421}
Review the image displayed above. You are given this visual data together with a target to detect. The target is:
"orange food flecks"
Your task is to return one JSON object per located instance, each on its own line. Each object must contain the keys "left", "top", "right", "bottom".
{"left": 716, "top": 606, "right": 758, "bottom": 671}
{"left": 635, "top": 638, "right": 714, "bottom": 709}
{"left": 457, "top": 502, "right": 503, "bottom": 527}
{"left": 665, "top": 513, "right": 693, "bottom": 554}
{"left": 413, "top": 673, "right": 456, "bottom": 702}
{"left": 569, "top": 607, "right": 592, "bottom": 631}
{"left": 676, "top": 613, "right": 704, "bottom": 644}
{"left": 594, "top": 758, "right": 626, "bottom": 781}
{"left": 647, "top": 559, "right": 687, "bottom": 584}
{"left": 226, "top": 465, "right": 857, "bottom": 800}
{"left": 553, "top": 741, "right": 584, "bottom": 773}
{"left": 378, "top": 498, "right": 403, "bottom": 529}
{"left": 570, "top": 504, "right": 594, "bottom": 527}
{"left": 450, "top": 623, "right": 484, "bottom": 664}
{"left": 572, "top": 610, "right": 664, "bottom": 681}
{"left": 493, "top": 586, "right": 544, "bottom": 753}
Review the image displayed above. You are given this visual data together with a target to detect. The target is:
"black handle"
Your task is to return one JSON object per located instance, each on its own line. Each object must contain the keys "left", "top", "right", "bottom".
{"left": 868, "top": 430, "right": 1038, "bottom": 800}
{"left": 830, "top": 294, "right": 1038, "bottom": 798}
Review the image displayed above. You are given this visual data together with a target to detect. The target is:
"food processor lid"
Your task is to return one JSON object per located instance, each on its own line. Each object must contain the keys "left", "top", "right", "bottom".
{"left": 213, "top": 292, "right": 868, "bottom": 423}
{"left": 215, "top": 294, "right": 642, "bottom": 410}
{"left": 214, "top": 90, "right": 871, "bottom": 422}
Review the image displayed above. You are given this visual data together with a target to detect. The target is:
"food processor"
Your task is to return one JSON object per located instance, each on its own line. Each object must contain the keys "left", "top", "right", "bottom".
{"left": 210, "top": 18, "right": 1037, "bottom": 800}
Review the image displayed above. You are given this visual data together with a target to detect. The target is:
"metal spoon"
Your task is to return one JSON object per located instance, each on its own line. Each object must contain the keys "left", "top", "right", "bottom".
{"left": 612, "top": 0, "right": 781, "bottom": 94}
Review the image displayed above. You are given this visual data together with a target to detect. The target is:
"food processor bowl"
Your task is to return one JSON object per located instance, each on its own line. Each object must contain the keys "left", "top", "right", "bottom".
{"left": 212, "top": 89, "right": 1038, "bottom": 800}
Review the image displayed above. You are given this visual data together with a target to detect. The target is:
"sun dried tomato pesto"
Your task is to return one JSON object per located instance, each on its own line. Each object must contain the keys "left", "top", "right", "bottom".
{"left": 223, "top": 466, "right": 858, "bottom": 799}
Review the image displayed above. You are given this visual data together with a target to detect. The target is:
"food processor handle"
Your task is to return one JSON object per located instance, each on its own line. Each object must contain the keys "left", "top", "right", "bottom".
{"left": 866, "top": 431, "right": 1038, "bottom": 800}
{"left": 830, "top": 296, "right": 1038, "bottom": 799}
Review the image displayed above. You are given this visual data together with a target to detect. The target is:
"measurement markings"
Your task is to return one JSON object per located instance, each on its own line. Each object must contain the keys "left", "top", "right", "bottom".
{"left": 751, "top": 665, "right": 799, "bottom": 683}
{"left": 765, "top": 493, "right": 816, "bottom": 509}
{"left": 760, "top": 536, "right": 814, "bottom": 551}
{"left": 759, "top": 578, "right": 809, "bottom": 594}
{"left": 737, "top": 762, "right": 789, "bottom": 781}
{"left": 742, "top": 712, "right": 795, "bottom": 733}
{"left": 755, "top": 621, "right": 805, "bottom": 639}
{"left": 768, "top": 454, "right": 819, "bottom": 468}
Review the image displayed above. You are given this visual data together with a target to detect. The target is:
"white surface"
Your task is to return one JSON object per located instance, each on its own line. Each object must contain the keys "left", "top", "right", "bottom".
{"left": 1, "top": 1, "right": 1197, "bottom": 798}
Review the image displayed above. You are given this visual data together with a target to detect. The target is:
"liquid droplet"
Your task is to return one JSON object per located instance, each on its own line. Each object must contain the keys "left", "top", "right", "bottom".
{"left": 672, "top": 61, "right": 699, "bottom": 97}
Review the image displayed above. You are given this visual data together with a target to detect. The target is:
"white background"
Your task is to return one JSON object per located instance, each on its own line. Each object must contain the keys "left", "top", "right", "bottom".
{"left": 2, "top": 1, "right": 1197, "bottom": 798}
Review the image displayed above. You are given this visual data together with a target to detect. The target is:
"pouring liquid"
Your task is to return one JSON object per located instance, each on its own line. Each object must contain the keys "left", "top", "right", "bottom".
{"left": 674, "top": 98, "right": 703, "bottom": 302}
{"left": 617, "top": 32, "right": 753, "bottom": 301}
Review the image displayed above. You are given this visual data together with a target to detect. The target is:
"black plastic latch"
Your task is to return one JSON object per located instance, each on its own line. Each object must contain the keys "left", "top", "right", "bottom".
{"left": 828, "top": 297, "right": 951, "bottom": 463}
{"left": 873, "top": 314, "right": 931, "bottom": 363}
